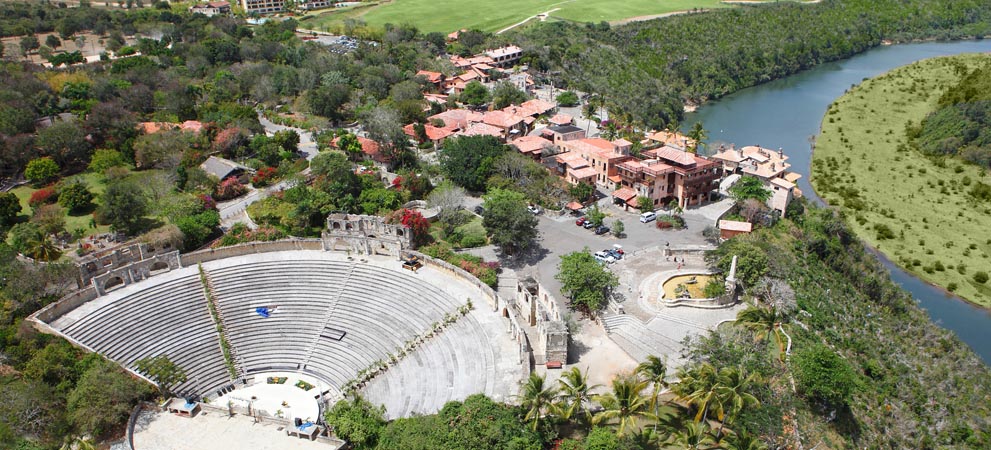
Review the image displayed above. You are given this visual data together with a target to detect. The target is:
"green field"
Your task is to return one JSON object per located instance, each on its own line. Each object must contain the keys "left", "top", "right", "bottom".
{"left": 812, "top": 54, "right": 991, "bottom": 308}
{"left": 300, "top": 0, "right": 728, "bottom": 34}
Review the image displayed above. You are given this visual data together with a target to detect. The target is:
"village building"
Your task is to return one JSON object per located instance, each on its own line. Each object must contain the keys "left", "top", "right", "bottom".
{"left": 548, "top": 113, "right": 573, "bottom": 127}
{"left": 415, "top": 70, "right": 445, "bottom": 89}
{"left": 239, "top": 0, "right": 282, "bottom": 14}
{"left": 456, "top": 122, "right": 504, "bottom": 139}
{"left": 614, "top": 144, "right": 722, "bottom": 209}
{"left": 644, "top": 130, "right": 697, "bottom": 150}
{"left": 558, "top": 138, "right": 634, "bottom": 186}
{"left": 484, "top": 46, "right": 523, "bottom": 68}
{"left": 189, "top": 1, "right": 231, "bottom": 16}
{"left": 541, "top": 125, "right": 586, "bottom": 148}
{"left": 710, "top": 145, "right": 802, "bottom": 215}
{"left": 298, "top": 0, "right": 333, "bottom": 11}
{"left": 200, "top": 156, "right": 252, "bottom": 181}
{"left": 137, "top": 120, "right": 206, "bottom": 135}
{"left": 332, "top": 136, "right": 388, "bottom": 163}
{"left": 719, "top": 220, "right": 753, "bottom": 239}
{"left": 553, "top": 152, "right": 598, "bottom": 186}
{"left": 511, "top": 135, "right": 555, "bottom": 160}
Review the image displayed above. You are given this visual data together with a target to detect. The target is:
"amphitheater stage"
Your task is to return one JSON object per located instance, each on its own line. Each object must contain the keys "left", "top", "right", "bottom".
{"left": 132, "top": 408, "right": 337, "bottom": 450}
{"left": 45, "top": 249, "right": 524, "bottom": 423}
{"left": 215, "top": 373, "right": 326, "bottom": 422}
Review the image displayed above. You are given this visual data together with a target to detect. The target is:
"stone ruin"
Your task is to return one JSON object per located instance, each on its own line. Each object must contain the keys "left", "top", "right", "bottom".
{"left": 322, "top": 214, "right": 412, "bottom": 258}
{"left": 77, "top": 242, "right": 181, "bottom": 294}
{"left": 515, "top": 276, "right": 569, "bottom": 366}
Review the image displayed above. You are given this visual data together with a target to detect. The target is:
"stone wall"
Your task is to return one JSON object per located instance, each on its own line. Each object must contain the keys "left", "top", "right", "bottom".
{"left": 91, "top": 251, "right": 181, "bottom": 295}
{"left": 78, "top": 242, "right": 179, "bottom": 287}
{"left": 515, "top": 276, "right": 569, "bottom": 366}
{"left": 323, "top": 214, "right": 410, "bottom": 258}
{"left": 179, "top": 239, "right": 323, "bottom": 266}
{"left": 31, "top": 286, "right": 99, "bottom": 324}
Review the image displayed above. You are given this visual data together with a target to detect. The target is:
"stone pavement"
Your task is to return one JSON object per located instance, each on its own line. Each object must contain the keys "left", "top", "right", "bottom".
{"left": 132, "top": 408, "right": 337, "bottom": 450}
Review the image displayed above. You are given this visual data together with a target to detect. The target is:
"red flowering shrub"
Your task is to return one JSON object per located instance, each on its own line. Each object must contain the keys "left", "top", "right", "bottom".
{"left": 213, "top": 127, "right": 248, "bottom": 157}
{"left": 199, "top": 194, "right": 217, "bottom": 211}
{"left": 252, "top": 167, "right": 278, "bottom": 187}
{"left": 215, "top": 177, "right": 246, "bottom": 201}
{"left": 29, "top": 187, "right": 57, "bottom": 207}
{"left": 386, "top": 208, "right": 431, "bottom": 246}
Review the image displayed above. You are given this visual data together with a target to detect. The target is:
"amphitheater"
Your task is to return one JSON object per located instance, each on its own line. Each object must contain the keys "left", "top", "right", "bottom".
{"left": 34, "top": 241, "right": 527, "bottom": 437}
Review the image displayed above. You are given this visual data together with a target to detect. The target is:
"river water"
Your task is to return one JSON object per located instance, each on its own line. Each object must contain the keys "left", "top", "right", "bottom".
{"left": 685, "top": 40, "right": 991, "bottom": 364}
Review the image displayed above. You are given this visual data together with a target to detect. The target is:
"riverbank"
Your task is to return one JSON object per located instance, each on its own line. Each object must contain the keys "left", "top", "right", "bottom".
{"left": 811, "top": 54, "right": 991, "bottom": 309}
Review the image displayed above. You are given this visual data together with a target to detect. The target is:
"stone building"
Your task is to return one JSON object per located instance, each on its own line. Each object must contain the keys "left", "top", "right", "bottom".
{"left": 322, "top": 214, "right": 412, "bottom": 258}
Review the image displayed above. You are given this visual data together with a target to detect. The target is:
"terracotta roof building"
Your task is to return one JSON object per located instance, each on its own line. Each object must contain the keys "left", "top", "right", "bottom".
{"left": 615, "top": 145, "right": 721, "bottom": 209}
{"left": 711, "top": 145, "right": 801, "bottom": 215}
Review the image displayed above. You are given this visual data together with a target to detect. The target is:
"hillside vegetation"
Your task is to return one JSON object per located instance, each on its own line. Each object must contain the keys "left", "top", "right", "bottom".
{"left": 517, "top": 0, "right": 991, "bottom": 129}
{"left": 909, "top": 61, "right": 991, "bottom": 168}
{"left": 812, "top": 54, "right": 991, "bottom": 307}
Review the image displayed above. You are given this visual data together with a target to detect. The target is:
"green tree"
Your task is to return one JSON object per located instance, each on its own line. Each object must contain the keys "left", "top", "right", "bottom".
{"left": 592, "top": 373, "right": 653, "bottom": 436}
{"left": 556, "top": 91, "right": 580, "bottom": 107}
{"left": 336, "top": 132, "right": 364, "bottom": 161}
{"left": 637, "top": 196, "right": 655, "bottom": 213}
{"left": 25, "top": 157, "right": 60, "bottom": 185}
{"left": 555, "top": 367, "right": 600, "bottom": 425}
{"left": 58, "top": 180, "right": 94, "bottom": 213}
{"left": 974, "top": 271, "right": 989, "bottom": 284}
{"left": 736, "top": 305, "right": 785, "bottom": 355}
{"left": 9, "top": 222, "right": 43, "bottom": 254}
{"left": 556, "top": 249, "right": 619, "bottom": 312}
{"left": 99, "top": 180, "right": 148, "bottom": 234}
{"left": 570, "top": 182, "right": 594, "bottom": 203}
{"left": 20, "top": 35, "right": 40, "bottom": 55}
{"left": 0, "top": 192, "right": 21, "bottom": 225}
{"left": 791, "top": 344, "right": 859, "bottom": 407}
{"left": 687, "top": 122, "right": 707, "bottom": 153}
{"left": 721, "top": 430, "right": 768, "bottom": 450}
{"left": 708, "top": 239, "right": 768, "bottom": 289}
{"left": 728, "top": 176, "right": 771, "bottom": 204}
{"left": 713, "top": 366, "right": 760, "bottom": 437}
{"left": 67, "top": 358, "right": 150, "bottom": 438}
{"left": 134, "top": 355, "right": 187, "bottom": 395}
{"left": 325, "top": 395, "right": 386, "bottom": 450}
{"left": 674, "top": 362, "right": 723, "bottom": 424}
{"left": 584, "top": 427, "right": 620, "bottom": 449}
{"left": 586, "top": 204, "right": 605, "bottom": 227}
{"left": 636, "top": 355, "right": 667, "bottom": 427}
{"left": 482, "top": 188, "right": 538, "bottom": 254}
{"left": 36, "top": 121, "right": 91, "bottom": 169}
{"left": 519, "top": 373, "right": 558, "bottom": 431}
{"left": 88, "top": 149, "right": 128, "bottom": 174}
{"left": 671, "top": 421, "right": 719, "bottom": 450}
{"left": 612, "top": 219, "right": 624, "bottom": 237}
{"left": 491, "top": 81, "right": 529, "bottom": 109}
{"left": 440, "top": 135, "right": 508, "bottom": 192}
{"left": 45, "top": 34, "right": 61, "bottom": 50}
{"left": 31, "top": 204, "right": 66, "bottom": 236}
{"left": 459, "top": 81, "right": 491, "bottom": 106}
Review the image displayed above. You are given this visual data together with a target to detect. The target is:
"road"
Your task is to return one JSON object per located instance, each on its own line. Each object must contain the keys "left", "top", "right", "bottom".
{"left": 217, "top": 113, "right": 320, "bottom": 229}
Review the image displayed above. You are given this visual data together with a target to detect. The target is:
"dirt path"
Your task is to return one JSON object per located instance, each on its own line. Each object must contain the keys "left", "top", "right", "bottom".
{"left": 496, "top": 7, "right": 563, "bottom": 34}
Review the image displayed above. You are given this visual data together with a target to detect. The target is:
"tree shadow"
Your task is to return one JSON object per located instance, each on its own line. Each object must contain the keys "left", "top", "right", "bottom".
{"left": 495, "top": 241, "right": 550, "bottom": 270}
{"left": 567, "top": 336, "right": 591, "bottom": 364}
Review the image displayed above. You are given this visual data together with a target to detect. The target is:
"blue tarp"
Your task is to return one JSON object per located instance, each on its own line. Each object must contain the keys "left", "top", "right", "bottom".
{"left": 255, "top": 307, "right": 271, "bottom": 318}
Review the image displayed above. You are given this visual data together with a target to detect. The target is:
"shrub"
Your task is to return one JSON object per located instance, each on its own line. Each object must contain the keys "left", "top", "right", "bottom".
{"left": 28, "top": 187, "right": 57, "bottom": 208}
{"left": 25, "top": 157, "right": 60, "bottom": 185}
{"left": 555, "top": 91, "right": 580, "bottom": 107}
{"left": 656, "top": 214, "right": 685, "bottom": 229}
{"left": 460, "top": 234, "right": 487, "bottom": 248}
{"left": 214, "top": 177, "right": 247, "bottom": 201}
{"left": 251, "top": 166, "right": 278, "bottom": 187}
{"left": 947, "top": 282, "right": 958, "bottom": 292}
{"left": 703, "top": 278, "right": 727, "bottom": 297}
{"left": 974, "top": 271, "right": 989, "bottom": 284}
{"left": 58, "top": 181, "right": 94, "bottom": 213}
{"left": 874, "top": 223, "right": 895, "bottom": 240}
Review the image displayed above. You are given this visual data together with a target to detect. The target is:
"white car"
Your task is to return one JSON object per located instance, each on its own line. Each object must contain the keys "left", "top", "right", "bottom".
{"left": 593, "top": 251, "right": 616, "bottom": 264}
{"left": 527, "top": 204, "right": 542, "bottom": 215}
{"left": 640, "top": 211, "right": 657, "bottom": 223}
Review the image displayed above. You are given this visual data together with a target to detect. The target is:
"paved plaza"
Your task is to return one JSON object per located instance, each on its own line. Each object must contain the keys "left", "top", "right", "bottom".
{"left": 132, "top": 408, "right": 334, "bottom": 450}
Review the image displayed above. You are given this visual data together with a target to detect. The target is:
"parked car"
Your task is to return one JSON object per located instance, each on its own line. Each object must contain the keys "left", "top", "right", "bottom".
{"left": 606, "top": 249, "right": 623, "bottom": 260}
{"left": 527, "top": 204, "right": 542, "bottom": 215}
{"left": 595, "top": 225, "right": 610, "bottom": 235}
{"left": 474, "top": 205, "right": 485, "bottom": 216}
{"left": 593, "top": 251, "right": 616, "bottom": 264}
{"left": 576, "top": 217, "right": 588, "bottom": 226}
{"left": 583, "top": 220, "right": 597, "bottom": 229}
{"left": 640, "top": 211, "right": 657, "bottom": 223}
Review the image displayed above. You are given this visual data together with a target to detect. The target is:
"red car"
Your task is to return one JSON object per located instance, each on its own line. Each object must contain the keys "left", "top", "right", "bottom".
{"left": 576, "top": 217, "right": 588, "bottom": 226}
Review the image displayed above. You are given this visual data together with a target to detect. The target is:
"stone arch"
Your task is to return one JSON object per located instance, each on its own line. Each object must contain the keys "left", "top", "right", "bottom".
{"left": 332, "top": 222, "right": 342, "bottom": 230}
{"left": 345, "top": 223, "right": 353, "bottom": 230}
{"left": 149, "top": 261, "right": 170, "bottom": 274}
{"left": 396, "top": 228, "right": 404, "bottom": 237}
{"left": 104, "top": 276, "right": 125, "bottom": 292}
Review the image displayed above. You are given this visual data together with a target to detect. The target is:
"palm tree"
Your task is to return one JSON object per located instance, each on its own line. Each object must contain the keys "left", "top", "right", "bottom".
{"left": 674, "top": 363, "right": 723, "bottom": 424}
{"left": 519, "top": 373, "right": 558, "bottom": 431}
{"left": 719, "top": 430, "right": 768, "bottom": 450}
{"left": 636, "top": 355, "right": 668, "bottom": 427}
{"left": 60, "top": 435, "right": 96, "bottom": 450}
{"left": 556, "top": 366, "right": 600, "bottom": 425}
{"left": 736, "top": 305, "right": 785, "bottom": 357}
{"left": 28, "top": 236, "right": 62, "bottom": 261}
{"left": 671, "top": 420, "right": 720, "bottom": 450}
{"left": 592, "top": 373, "right": 654, "bottom": 436}
{"left": 714, "top": 366, "right": 760, "bottom": 438}
{"left": 687, "top": 122, "right": 708, "bottom": 153}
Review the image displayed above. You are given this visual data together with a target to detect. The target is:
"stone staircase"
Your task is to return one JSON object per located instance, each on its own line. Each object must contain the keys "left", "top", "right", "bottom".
{"left": 302, "top": 262, "right": 355, "bottom": 367}
{"left": 200, "top": 267, "right": 246, "bottom": 381}
{"left": 601, "top": 314, "right": 683, "bottom": 364}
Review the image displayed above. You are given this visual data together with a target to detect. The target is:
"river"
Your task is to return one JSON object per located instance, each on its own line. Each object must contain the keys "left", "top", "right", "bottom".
{"left": 685, "top": 40, "right": 991, "bottom": 364}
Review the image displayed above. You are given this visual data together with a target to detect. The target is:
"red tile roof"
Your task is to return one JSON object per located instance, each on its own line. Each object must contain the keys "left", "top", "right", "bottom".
{"left": 415, "top": 70, "right": 443, "bottom": 84}
{"left": 647, "top": 145, "right": 696, "bottom": 166}
{"left": 457, "top": 122, "right": 503, "bottom": 138}
{"left": 612, "top": 186, "right": 637, "bottom": 201}
{"left": 482, "top": 110, "right": 525, "bottom": 129}
{"left": 548, "top": 113, "right": 573, "bottom": 125}
{"left": 719, "top": 220, "right": 753, "bottom": 232}
{"left": 333, "top": 136, "right": 385, "bottom": 162}
{"left": 512, "top": 135, "right": 553, "bottom": 154}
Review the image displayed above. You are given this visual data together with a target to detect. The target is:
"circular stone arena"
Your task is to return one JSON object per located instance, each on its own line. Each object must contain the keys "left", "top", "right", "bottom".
{"left": 44, "top": 250, "right": 523, "bottom": 422}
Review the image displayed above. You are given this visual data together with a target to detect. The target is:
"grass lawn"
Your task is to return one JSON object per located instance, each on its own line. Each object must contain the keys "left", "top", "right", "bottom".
{"left": 6, "top": 168, "right": 166, "bottom": 248}
{"left": 811, "top": 53, "right": 991, "bottom": 308}
{"left": 300, "top": 0, "right": 728, "bottom": 34}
